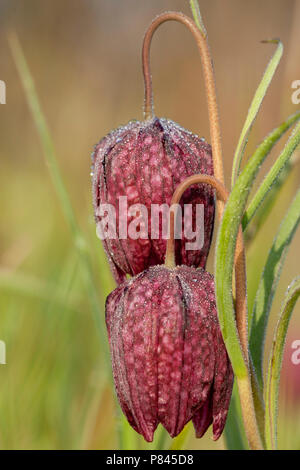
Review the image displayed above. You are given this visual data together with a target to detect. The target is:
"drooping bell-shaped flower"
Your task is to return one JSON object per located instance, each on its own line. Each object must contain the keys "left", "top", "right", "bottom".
{"left": 105, "top": 264, "right": 233, "bottom": 442}
{"left": 92, "top": 117, "right": 215, "bottom": 284}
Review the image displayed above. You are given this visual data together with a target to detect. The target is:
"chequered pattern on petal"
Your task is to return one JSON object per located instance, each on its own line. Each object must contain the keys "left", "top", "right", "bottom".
{"left": 92, "top": 118, "right": 215, "bottom": 283}
{"left": 105, "top": 265, "right": 233, "bottom": 442}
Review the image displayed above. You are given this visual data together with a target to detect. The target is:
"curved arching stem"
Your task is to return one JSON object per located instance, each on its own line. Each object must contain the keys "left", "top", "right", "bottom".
{"left": 165, "top": 174, "right": 247, "bottom": 359}
{"left": 142, "top": 12, "right": 225, "bottom": 191}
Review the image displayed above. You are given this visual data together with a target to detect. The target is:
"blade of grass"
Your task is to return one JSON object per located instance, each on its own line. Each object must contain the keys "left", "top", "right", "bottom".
{"left": 249, "top": 189, "right": 300, "bottom": 388}
{"left": 243, "top": 119, "right": 300, "bottom": 230}
{"left": 8, "top": 33, "right": 77, "bottom": 235}
{"left": 231, "top": 39, "right": 283, "bottom": 187}
{"left": 8, "top": 32, "right": 106, "bottom": 350}
{"left": 265, "top": 277, "right": 300, "bottom": 450}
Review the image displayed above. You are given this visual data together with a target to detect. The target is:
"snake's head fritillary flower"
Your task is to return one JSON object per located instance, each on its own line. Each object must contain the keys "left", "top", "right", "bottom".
{"left": 105, "top": 264, "right": 233, "bottom": 442}
{"left": 92, "top": 117, "right": 215, "bottom": 284}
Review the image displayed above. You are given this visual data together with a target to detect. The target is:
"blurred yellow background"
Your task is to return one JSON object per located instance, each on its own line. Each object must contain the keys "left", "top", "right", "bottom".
{"left": 0, "top": 0, "right": 299, "bottom": 449}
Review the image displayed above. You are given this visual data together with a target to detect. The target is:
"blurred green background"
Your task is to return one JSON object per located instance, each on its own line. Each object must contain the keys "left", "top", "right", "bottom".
{"left": 0, "top": 0, "right": 299, "bottom": 450}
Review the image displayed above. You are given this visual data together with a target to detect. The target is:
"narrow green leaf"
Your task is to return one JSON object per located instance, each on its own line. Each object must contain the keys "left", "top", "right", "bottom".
{"left": 189, "top": 0, "right": 207, "bottom": 37}
{"left": 249, "top": 189, "right": 300, "bottom": 387}
{"left": 243, "top": 118, "right": 300, "bottom": 230}
{"left": 265, "top": 277, "right": 300, "bottom": 450}
{"left": 231, "top": 40, "right": 283, "bottom": 187}
{"left": 242, "top": 111, "right": 300, "bottom": 231}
